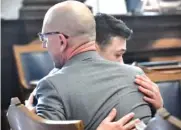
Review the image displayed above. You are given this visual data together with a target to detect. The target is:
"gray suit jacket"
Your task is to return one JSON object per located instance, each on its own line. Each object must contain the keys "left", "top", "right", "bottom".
{"left": 35, "top": 51, "right": 152, "bottom": 130}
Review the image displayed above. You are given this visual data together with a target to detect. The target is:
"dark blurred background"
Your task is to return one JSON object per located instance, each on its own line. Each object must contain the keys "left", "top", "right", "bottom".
{"left": 1, "top": 0, "right": 181, "bottom": 130}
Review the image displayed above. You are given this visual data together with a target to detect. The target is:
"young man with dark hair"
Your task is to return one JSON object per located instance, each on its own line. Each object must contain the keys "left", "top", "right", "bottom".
{"left": 95, "top": 13, "right": 163, "bottom": 110}
{"left": 95, "top": 13, "right": 132, "bottom": 63}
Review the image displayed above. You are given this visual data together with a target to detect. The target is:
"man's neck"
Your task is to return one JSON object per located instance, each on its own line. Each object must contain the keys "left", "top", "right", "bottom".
{"left": 66, "top": 41, "right": 96, "bottom": 61}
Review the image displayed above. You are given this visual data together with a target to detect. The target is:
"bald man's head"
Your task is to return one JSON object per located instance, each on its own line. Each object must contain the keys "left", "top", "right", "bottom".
{"left": 40, "top": 1, "right": 96, "bottom": 68}
{"left": 42, "top": 1, "right": 96, "bottom": 41}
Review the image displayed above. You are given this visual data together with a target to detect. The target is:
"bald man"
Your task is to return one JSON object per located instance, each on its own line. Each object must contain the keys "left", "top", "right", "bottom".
{"left": 35, "top": 1, "right": 152, "bottom": 130}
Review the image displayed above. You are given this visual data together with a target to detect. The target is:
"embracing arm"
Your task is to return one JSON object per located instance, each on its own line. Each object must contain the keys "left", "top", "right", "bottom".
{"left": 35, "top": 79, "right": 66, "bottom": 120}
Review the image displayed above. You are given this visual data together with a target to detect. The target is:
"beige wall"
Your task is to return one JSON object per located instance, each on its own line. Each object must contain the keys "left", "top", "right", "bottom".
{"left": 1, "top": 0, "right": 23, "bottom": 19}
{"left": 85, "top": 0, "right": 127, "bottom": 15}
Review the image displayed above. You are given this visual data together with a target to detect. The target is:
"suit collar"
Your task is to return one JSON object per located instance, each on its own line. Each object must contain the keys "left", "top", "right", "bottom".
{"left": 63, "top": 51, "right": 103, "bottom": 67}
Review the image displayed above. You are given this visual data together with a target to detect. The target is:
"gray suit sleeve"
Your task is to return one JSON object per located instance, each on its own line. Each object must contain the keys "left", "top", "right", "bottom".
{"left": 115, "top": 87, "right": 152, "bottom": 124}
{"left": 35, "top": 79, "right": 66, "bottom": 120}
{"left": 115, "top": 67, "right": 153, "bottom": 124}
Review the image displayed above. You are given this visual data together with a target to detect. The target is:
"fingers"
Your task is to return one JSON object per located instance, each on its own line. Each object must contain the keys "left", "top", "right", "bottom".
{"left": 98, "top": 111, "right": 136, "bottom": 130}
{"left": 25, "top": 100, "right": 28, "bottom": 106}
{"left": 103, "top": 108, "right": 117, "bottom": 122}
{"left": 143, "top": 96, "right": 155, "bottom": 105}
{"left": 142, "top": 74, "right": 151, "bottom": 81}
{"left": 25, "top": 100, "right": 36, "bottom": 113}
{"left": 136, "top": 75, "right": 163, "bottom": 110}
{"left": 135, "top": 75, "right": 159, "bottom": 93}
{"left": 29, "top": 107, "right": 36, "bottom": 113}
{"left": 136, "top": 75, "right": 157, "bottom": 87}
{"left": 138, "top": 86, "right": 155, "bottom": 98}
{"left": 136, "top": 75, "right": 150, "bottom": 82}
{"left": 123, "top": 119, "right": 140, "bottom": 130}
{"left": 135, "top": 77, "right": 152, "bottom": 90}
{"left": 27, "top": 92, "right": 35, "bottom": 104}
{"left": 136, "top": 75, "right": 160, "bottom": 94}
{"left": 116, "top": 112, "right": 135, "bottom": 125}
{"left": 25, "top": 92, "right": 36, "bottom": 113}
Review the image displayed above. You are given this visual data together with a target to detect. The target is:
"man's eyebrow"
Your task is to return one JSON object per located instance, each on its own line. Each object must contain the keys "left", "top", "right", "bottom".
{"left": 116, "top": 49, "right": 126, "bottom": 53}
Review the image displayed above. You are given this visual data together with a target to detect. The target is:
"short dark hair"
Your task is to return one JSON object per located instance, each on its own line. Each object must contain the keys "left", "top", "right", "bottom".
{"left": 95, "top": 13, "right": 133, "bottom": 49}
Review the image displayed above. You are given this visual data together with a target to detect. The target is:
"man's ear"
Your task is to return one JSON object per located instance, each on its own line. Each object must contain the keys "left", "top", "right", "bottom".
{"left": 59, "top": 34, "right": 68, "bottom": 51}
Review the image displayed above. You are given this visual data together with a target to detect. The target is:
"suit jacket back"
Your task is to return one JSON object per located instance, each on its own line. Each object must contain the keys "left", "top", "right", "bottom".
{"left": 35, "top": 51, "right": 152, "bottom": 130}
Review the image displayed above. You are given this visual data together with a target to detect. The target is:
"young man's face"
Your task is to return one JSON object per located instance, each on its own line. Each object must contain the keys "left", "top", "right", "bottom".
{"left": 96, "top": 36, "right": 127, "bottom": 64}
